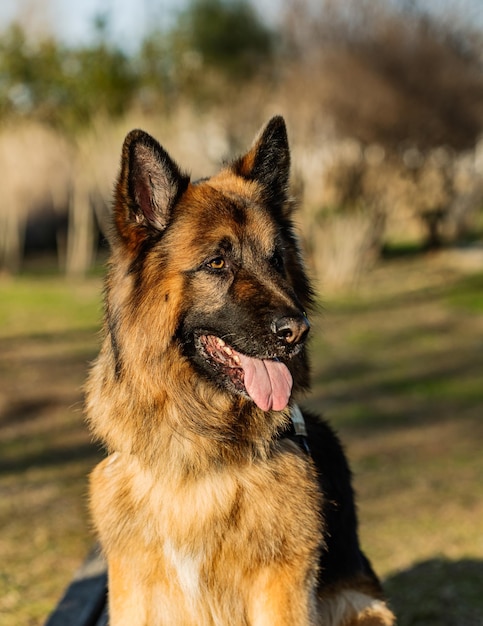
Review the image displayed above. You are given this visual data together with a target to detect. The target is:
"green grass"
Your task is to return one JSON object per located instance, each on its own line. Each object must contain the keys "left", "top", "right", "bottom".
{"left": 445, "top": 272, "right": 483, "bottom": 313}
{"left": 0, "top": 276, "right": 103, "bottom": 338}
{"left": 1, "top": 257, "right": 483, "bottom": 625}
{"left": 0, "top": 274, "right": 104, "bottom": 626}
{"left": 306, "top": 257, "right": 483, "bottom": 624}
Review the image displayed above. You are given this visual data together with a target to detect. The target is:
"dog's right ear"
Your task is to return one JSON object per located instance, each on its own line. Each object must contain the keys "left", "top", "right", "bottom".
{"left": 113, "top": 130, "right": 190, "bottom": 249}
{"left": 231, "top": 116, "right": 290, "bottom": 214}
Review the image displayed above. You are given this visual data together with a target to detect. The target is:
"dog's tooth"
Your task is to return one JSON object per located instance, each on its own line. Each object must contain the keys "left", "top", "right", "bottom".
{"left": 224, "top": 346, "right": 233, "bottom": 356}
{"left": 232, "top": 353, "right": 240, "bottom": 365}
{"left": 217, "top": 338, "right": 226, "bottom": 347}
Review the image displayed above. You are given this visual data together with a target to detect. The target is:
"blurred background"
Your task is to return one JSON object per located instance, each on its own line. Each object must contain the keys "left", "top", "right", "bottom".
{"left": 0, "top": 0, "right": 482, "bottom": 624}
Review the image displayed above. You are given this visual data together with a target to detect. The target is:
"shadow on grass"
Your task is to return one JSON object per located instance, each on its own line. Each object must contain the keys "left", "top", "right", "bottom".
{"left": 0, "top": 326, "right": 103, "bottom": 476}
{"left": 308, "top": 314, "right": 483, "bottom": 432}
{"left": 0, "top": 441, "right": 103, "bottom": 475}
{"left": 0, "top": 396, "right": 80, "bottom": 427}
{"left": 327, "top": 269, "right": 483, "bottom": 317}
{"left": 0, "top": 326, "right": 100, "bottom": 347}
{"left": 384, "top": 558, "right": 483, "bottom": 626}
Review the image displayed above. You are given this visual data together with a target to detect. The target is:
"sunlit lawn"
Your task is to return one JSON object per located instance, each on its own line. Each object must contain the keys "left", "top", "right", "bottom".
{"left": 1, "top": 253, "right": 482, "bottom": 625}
{"left": 0, "top": 273, "right": 104, "bottom": 625}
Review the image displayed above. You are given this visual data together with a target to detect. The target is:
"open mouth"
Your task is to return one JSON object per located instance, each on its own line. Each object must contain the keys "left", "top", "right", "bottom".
{"left": 197, "top": 334, "right": 293, "bottom": 412}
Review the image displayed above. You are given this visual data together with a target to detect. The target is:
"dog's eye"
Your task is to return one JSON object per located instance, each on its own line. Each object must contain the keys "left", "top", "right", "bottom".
{"left": 206, "top": 257, "right": 226, "bottom": 270}
{"left": 270, "top": 251, "right": 285, "bottom": 273}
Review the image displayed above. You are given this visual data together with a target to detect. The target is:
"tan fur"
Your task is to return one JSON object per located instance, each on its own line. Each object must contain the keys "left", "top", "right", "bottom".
{"left": 86, "top": 120, "right": 395, "bottom": 625}
{"left": 318, "top": 591, "right": 395, "bottom": 626}
{"left": 90, "top": 442, "right": 323, "bottom": 625}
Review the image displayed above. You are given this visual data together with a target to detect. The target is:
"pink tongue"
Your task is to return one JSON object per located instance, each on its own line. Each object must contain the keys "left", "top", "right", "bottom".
{"left": 238, "top": 354, "right": 293, "bottom": 411}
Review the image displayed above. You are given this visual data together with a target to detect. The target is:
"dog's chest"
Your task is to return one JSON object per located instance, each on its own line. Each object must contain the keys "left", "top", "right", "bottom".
{"left": 163, "top": 539, "right": 202, "bottom": 603}
{"left": 97, "top": 450, "right": 320, "bottom": 557}
{"left": 161, "top": 459, "right": 318, "bottom": 561}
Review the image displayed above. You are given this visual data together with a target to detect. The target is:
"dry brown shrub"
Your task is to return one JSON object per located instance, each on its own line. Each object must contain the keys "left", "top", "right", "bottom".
{"left": 0, "top": 121, "right": 73, "bottom": 273}
{"left": 310, "top": 206, "right": 385, "bottom": 291}
{"left": 280, "top": 0, "right": 483, "bottom": 151}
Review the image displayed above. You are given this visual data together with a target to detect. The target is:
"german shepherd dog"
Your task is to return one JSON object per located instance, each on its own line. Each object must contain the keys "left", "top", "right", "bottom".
{"left": 86, "top": 117, "right": 395, "bottom": 625}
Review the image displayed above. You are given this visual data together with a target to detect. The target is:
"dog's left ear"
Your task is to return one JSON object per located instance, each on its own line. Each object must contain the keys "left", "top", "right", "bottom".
{"left": 113, "top": 129, "right": 190, "bottom": 249}
{"left": 232, "top": 116, "right": 290, "bottom": 212}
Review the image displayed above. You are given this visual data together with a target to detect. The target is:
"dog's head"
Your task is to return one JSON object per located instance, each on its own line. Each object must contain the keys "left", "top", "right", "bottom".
{"left": 109, "top": 116, "right": 313, "bottom": 412}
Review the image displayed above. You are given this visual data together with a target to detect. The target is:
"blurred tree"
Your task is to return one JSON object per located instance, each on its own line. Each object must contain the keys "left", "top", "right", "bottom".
{"left": 0, "top": 23, "right": 62, "bottom": 119}
{"left": 0, "top": 19, "right": 138, "bottom": 131}
{"left": 65, "top": 42, "right": 138, "bottom": 126}
{"left": 183, "top": 0, "right": 273, "bottom": 78}
{"left": 282, "top": 0, "right": 483, "bottom": 152}
{"left": 167, "top": 0, "right": 274, "bottom": 98}
{"left": 136, "top": 0, "right": 275, "bottom": 107}
{"left": 136, "top": 29, "right": 179, "bottom": 111}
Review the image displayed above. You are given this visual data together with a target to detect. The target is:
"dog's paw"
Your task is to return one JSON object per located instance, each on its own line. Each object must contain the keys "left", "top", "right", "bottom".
{"left": 320, "top": 590, "right": 395, "bottom": 626}
{"left": 349, "top": 598, "right": 395, "bottom": 625}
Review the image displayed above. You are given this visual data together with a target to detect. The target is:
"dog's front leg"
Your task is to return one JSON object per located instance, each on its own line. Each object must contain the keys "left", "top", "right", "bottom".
{"left": 108, "top": 555, "right": 149, "bottom": 626}
{"left": 248, "top": 566, "right": 319, "bottom": 626}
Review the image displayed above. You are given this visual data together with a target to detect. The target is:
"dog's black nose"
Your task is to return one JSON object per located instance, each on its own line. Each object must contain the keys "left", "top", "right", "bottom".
{"left": 272, "top": 314, "right": 310, "bottom": 345}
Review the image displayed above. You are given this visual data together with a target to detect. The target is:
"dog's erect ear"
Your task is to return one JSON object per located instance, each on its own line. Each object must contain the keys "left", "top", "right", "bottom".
{"left": 114, "top": 129, "right": 189, "bottom": 246}
{"left": 232, "top": 116, "right": 290, "bottom": 210}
